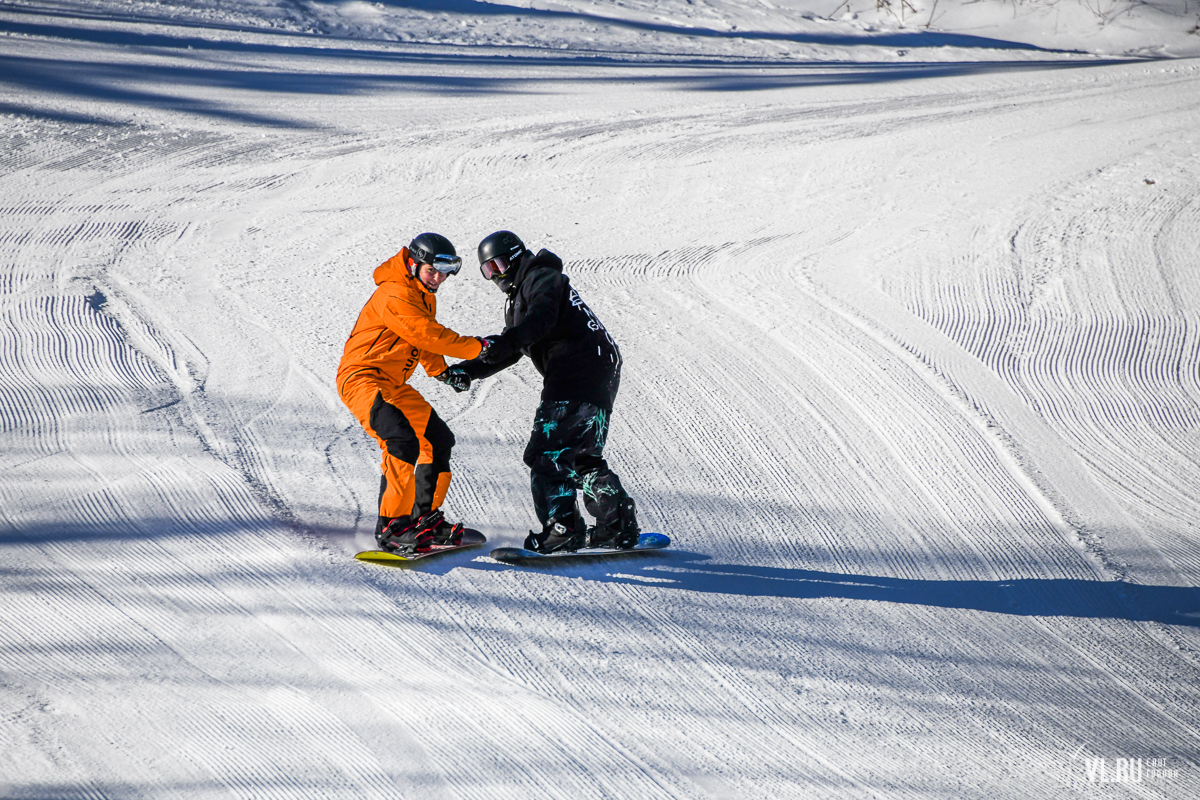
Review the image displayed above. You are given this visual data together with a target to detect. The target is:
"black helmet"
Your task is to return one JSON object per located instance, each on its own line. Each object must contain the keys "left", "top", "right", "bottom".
{"left": 407, "top": 232, "right": 461, "bottom": 275}
{"left": 477, "top": 230, "right": 525, "bottom": 265}
{"left": 477, "top": 230, "right": 526, "bottom": 293}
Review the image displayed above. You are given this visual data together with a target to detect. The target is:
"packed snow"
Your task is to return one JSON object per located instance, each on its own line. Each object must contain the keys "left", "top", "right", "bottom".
{"left": 2, "top": 0, "right": 1200, "bottom": 797}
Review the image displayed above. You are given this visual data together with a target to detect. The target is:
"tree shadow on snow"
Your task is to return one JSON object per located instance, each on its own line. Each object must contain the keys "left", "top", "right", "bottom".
{"left": 1, "top": 0, "right": 1077, "bottom": 53}
{"left": 0, "top": 5, "right": 1124, "bottom": 128}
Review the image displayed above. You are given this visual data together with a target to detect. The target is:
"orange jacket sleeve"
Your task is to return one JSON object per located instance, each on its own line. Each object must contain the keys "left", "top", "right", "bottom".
{"left": 381, "top": 294, "right": 482, "bottom": 363}
{"left": 420, "top": 351, "right": 449, "bottom": 378}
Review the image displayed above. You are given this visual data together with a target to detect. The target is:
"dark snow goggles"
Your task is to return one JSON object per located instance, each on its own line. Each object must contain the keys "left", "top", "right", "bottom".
{"left": 421, "top": 253, "right": 463, "bottom": 275}
{"left": 480, "top": 255, "right": 510, "bottom": 281}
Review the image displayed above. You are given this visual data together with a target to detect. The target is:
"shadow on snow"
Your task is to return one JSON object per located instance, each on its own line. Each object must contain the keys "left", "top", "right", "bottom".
{"left": 3, "top": 0, "right": 1077, "bottom": 54}
{"left": 4, "top": 510, "right": 1196, "bottom": 629}
{"left": 0, "top": 7, "right": 1121, "bottom": 128}
{"left": 465, "top": 549, "right": 1200, "bottom": 629}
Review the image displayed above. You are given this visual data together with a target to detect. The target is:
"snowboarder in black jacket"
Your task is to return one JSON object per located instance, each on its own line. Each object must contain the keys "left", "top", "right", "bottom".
{"left": 444, "top": 231, "right": 640, "bottom": 553}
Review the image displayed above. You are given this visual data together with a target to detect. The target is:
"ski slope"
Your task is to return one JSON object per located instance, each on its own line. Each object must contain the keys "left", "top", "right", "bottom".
{"left": 3, "top": 1, "right": 1200, "bottom": 797}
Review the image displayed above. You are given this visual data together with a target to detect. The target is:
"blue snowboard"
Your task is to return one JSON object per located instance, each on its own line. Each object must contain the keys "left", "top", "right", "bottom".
{"left": 490, "top": 532, "right": 670, "bottom": 563}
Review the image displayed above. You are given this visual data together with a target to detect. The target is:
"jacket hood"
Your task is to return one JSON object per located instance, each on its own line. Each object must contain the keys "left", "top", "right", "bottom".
{"left": 511, "top": 248, "right": 563, "bottom": 293}
{"left": 374, "top": 247, "right": 430, "bottom": 295}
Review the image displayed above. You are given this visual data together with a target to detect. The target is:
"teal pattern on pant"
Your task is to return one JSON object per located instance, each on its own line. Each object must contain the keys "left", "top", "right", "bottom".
{"left": 523, "top": 399, "right": 628, "bottom": 531}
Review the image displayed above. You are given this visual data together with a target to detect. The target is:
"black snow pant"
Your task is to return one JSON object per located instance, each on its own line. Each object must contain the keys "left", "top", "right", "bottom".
{"left": 522, "top": 399, "right": 629, "bottom": 532}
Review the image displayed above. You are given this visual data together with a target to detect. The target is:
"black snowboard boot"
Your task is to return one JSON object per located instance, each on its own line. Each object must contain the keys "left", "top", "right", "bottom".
{"left": 524, "top": 515, "right": 586, "bottom": 554}
{"left": 423, "top": 509, "right": 464, "bottom": 547}
{"left": 588, "top": 497, "right": 640, "bottom": 549}
{"left": 378, "top": 515, "right": 433, "bottom": 554}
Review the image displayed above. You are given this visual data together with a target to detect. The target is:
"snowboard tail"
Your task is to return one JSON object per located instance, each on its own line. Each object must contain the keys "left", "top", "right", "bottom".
{"left": 490, "top": 532, "right": 669, "bottom": 563}
{"left": 356, "top": 528, "right": 486, "bottom": 563}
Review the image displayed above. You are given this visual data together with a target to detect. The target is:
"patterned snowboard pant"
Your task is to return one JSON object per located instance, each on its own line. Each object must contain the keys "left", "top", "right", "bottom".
{"left": 522, "top": 399, "right": 629, "bottom": 531}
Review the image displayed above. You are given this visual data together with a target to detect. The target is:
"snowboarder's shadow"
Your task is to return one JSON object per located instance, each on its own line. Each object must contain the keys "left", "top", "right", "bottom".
{"left": 471, "top": 549, "right": 1200, "bottom": 628}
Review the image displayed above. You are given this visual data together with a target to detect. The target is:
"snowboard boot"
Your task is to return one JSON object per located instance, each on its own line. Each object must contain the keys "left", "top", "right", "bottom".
{"left": 524, "top": 515, "right": 586, "bottom": 554}
{"left": 421, "top": 509, "right": 464, "bottom": 547}
{"left": 403, "top": 509, "right": 464, "bottom": 547}
{"left": 378, "top": 515, "right": 433, "bottom": 555}
{"left": 588, "top": 497, "right": 640, "bottom": 550}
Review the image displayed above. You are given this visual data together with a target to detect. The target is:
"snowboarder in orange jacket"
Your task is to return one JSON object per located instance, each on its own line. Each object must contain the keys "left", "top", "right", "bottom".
{"left": 336, "top": 233, "right": 487, "bottom": 554}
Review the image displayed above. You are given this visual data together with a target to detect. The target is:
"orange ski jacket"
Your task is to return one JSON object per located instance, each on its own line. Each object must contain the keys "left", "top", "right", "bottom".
{"left": 337, "top": 247, "right": 483, "bottom": 398}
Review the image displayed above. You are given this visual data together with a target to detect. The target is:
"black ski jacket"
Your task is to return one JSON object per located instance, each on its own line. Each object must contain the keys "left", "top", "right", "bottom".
{"left": 459, "top": 249, "right": 621, "bottom": 411}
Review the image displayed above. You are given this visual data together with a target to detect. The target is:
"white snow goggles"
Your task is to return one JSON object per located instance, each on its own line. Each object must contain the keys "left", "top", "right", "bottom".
{"left": 480, "top": 255, "right": 511, "bottom": 281}
{"left": 422, "top": 253, "right": 462, "bottom": 275}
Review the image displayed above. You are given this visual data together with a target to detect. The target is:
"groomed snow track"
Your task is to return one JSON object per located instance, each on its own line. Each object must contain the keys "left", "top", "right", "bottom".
{"left": 2, "top": 5, "right": 1199, "bottom": 798}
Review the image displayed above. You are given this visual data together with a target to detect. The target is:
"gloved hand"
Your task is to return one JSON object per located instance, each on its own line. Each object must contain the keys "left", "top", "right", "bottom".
{"left": 479, "top": 333, "right": 514, "bottom": 364}
{"left": 437, "top": 365, "right": 471, "bottom": 393}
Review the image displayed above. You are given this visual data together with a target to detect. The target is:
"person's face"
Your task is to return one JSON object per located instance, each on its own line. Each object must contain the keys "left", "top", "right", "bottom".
{"left": 418, "top": 262, "right": 449, "bottom": 293}
{"left": 480, "top": 255, "right": 514, "bottom": 294}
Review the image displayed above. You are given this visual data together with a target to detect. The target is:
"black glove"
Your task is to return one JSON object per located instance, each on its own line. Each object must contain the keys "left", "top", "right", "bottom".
{"left": 437, "top": 365, "right": 471, "bottom": 393}
{"left": 479, "top": 333, "right": 515, "bottom": 364}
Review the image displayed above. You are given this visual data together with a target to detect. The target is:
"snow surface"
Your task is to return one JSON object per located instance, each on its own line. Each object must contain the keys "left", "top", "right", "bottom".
{"left": 3, "top": 0, "right": 1200, "bottom": 797}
